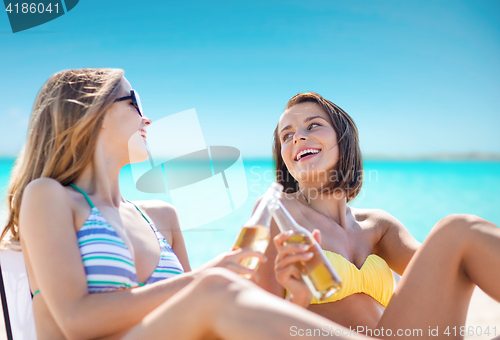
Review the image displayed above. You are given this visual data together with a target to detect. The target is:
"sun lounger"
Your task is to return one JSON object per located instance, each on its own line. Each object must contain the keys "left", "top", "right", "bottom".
{"left": 0, "top": 246, "right": 36, "bottom": 340}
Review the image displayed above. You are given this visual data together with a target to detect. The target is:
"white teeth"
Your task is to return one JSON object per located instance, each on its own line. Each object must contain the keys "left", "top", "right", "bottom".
{"left": 296, "top": 149, "right": 320, "bottom": 161}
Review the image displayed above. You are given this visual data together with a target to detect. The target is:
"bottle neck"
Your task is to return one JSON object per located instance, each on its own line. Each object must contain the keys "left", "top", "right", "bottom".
{"left": 245, "top": 189, "right": 280, "bottom": 227}
{"left": 271, "top": 200, "right": 310, "bottom": 235}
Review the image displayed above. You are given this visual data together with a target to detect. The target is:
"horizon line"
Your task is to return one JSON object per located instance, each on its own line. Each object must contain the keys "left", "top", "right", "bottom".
{"left": 1, "top": 152, "right": 500, "bottom": 162}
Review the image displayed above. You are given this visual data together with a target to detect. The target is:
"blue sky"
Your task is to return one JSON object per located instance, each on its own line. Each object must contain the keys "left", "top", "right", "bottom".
{"left": 1, "top": 0, "right": 499, "bottom": 158}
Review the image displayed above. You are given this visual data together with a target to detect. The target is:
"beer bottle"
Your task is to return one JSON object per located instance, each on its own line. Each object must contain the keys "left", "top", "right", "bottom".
{"left": 232, "top": 182, "right": 283, "bottom": 275}
{"left": 270, "top": 199, "right": 342, "bottom": 301}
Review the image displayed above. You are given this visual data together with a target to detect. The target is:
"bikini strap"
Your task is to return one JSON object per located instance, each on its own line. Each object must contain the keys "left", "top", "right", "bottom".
{"left": 126, "top": 200, "right": 151, "bottom": 224}
{"left": 68, "top": 185, "right": 148, "bottom": 224}
{"left": 69, "top": 183, "right": 95, "bottom": 208}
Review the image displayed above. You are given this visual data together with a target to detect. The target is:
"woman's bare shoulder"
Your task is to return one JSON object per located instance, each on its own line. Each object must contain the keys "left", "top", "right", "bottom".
{"left": 20, "top": 179, "right": 75, "bottom": 236}
{"left": 350, "top": 207, "right": 391, "bottom": 220}
{"left": 23, "top": 178, "right": 71, "bottom": 205}
{"left": 350, "top": 207, "right": 398, "bottom": 229}
{"left": 134, "top": 200, "right": 180, "bottom": 231}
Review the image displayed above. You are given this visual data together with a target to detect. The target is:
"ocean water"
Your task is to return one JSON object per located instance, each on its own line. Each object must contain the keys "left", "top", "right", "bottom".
{"left": 1, "top": 157, "right": 499, "bottom": 269}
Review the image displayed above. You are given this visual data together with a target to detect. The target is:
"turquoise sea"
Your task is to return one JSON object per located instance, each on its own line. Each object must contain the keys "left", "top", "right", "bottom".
{"left": 1, "top": 158, "right": 499, "bottom": 269}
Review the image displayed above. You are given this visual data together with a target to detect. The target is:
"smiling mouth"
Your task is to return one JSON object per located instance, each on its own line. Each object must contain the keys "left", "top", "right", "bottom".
{"left": 295, "top": 149, "right": 321, "bottom": 161}
{"left": 139, "top": 129, "right": 147, "bottom": 139}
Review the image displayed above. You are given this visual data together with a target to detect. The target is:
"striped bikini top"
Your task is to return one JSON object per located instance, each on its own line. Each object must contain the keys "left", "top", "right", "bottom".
{"left": 71, "top": 183, "right": 184, "bottom": 293}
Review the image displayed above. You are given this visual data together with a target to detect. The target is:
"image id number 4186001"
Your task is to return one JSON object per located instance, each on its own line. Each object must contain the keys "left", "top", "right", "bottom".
{"left": 5, "top": 3, "right": 59, "bottom": 14}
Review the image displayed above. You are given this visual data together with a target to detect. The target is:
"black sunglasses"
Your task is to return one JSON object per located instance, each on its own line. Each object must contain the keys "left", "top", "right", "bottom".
{"left": 115, "top": 90, "right": 143, "bottom": 117}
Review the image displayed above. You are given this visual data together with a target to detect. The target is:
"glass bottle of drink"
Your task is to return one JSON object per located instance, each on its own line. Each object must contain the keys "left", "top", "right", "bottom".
{"left": 232, "top": 182, "right": 283, "bottom": 276}
{"left": 269, "top": 200, "right": 342, "bottom": 301}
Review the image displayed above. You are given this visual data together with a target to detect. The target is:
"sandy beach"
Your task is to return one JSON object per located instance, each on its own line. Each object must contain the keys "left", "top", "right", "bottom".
{"left": 465, "top": 287, "right": 500, "bottom": 340}
{"left": 1, "top": 286, "right": 498, "bottom": 339}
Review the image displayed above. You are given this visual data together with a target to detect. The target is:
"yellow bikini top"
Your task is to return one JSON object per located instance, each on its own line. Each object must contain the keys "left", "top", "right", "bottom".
{"left": 309, "top": 251, "right": 394, "bottom": 306}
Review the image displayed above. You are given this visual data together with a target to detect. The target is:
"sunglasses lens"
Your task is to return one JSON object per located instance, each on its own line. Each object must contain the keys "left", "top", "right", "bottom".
{"left": 132, "top": 90, "right": 143, "bottom": 117}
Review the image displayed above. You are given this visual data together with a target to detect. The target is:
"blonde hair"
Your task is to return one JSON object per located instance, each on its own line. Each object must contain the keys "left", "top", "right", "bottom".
{"left": 1, "top": 68, "right": 124, "bottom": 243}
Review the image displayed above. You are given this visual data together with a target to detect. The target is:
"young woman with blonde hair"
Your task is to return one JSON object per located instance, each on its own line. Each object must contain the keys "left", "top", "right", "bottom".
{"left": 1, "top": 68, "right": 275, "bottom": 339}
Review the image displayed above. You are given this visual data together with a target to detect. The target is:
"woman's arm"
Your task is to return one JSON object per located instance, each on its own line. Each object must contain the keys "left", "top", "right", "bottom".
{"left": 371, "top": 209, "right": 421, "bottom": 275}
{"left": 20, "top": 178, "right": 195, "bottom": 340}
{"left": 22, "top": 178, "right": 264, "bottom": 340}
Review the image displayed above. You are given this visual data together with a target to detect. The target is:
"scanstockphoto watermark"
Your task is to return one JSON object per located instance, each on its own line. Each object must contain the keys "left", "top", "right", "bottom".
{"left": 290, "top": 325, "right": 499, "bottom": 338}
{"left": 290, "top": 326, "right": 423, "bottom": 337}
{"left": 248, "top": 166, "right": 379, "bottom": 200}
{"left": 290, "top": 326, "right": 359, "bottom": 337}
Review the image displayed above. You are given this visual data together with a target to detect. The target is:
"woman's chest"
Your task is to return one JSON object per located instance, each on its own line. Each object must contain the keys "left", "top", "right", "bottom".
{"left": 294, "top": 210, "right": 382, "bottom": 269}
{"left": 74, "top": 204, "right": 162, "bottom": 276}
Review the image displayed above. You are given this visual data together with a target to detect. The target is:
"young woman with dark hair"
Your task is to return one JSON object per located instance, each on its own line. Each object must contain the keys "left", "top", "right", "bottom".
{"left": 258, "top": 92, "right": 500, "bottom": 338}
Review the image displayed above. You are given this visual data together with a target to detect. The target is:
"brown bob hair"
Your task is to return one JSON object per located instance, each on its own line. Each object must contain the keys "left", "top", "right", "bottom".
{"left": 272, "top": 92, "right": 363, "bottom": 202}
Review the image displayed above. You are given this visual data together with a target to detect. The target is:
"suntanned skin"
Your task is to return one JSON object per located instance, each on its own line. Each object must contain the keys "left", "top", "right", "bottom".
{"left": 258, "top": 195, "right": 419, "bottom": 330}
{"left": 19, "top": 76, "right": 265, "bottom": 340}
{"left": 122, "top": 268, "right": 376, "bottom": 340}
{"left": 257, "top": 101, "right": 420, "bottom": 329}
{"left": 23, "top": 181, "right": 197, "bottom": 340}
{"left": 16, "top": 80, "right": 500, "bottom": 340}
{"left": 270, "top": 214, "right": 500, "bottom": 340}
{"left": 257, "top": 101, "right": 500, "bottom": 339}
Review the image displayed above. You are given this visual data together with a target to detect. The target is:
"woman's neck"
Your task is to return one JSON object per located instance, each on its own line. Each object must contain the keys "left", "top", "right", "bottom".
{"left": 73, "top": 142, "right": 126, "bottom": 208}
{"left": 300, "top": 186, "right": 348, "bottom": 229}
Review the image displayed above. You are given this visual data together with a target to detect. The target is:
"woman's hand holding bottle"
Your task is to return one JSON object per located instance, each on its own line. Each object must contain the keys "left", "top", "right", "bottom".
{"left": 273, "top": 229, "right": 322, "bottom": 308}
{"left": 191, "top": 184, "right": 283, "bottom": 281}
